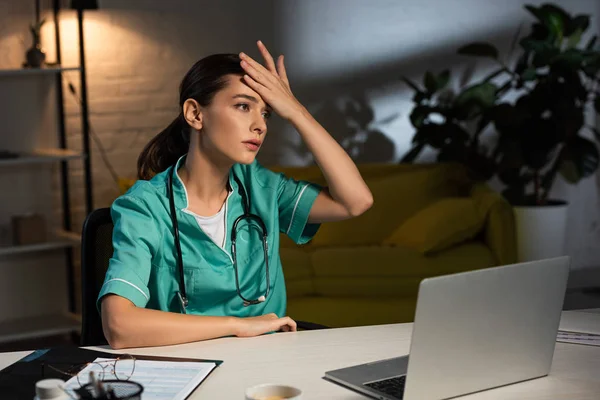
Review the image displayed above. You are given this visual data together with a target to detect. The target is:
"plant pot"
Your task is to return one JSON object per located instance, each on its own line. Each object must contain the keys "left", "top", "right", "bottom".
{"left": 25, "top": 44, "right": 46, "bottom": 68}
{"left": 513, "top": 201, "right": 568, "bottom": 262}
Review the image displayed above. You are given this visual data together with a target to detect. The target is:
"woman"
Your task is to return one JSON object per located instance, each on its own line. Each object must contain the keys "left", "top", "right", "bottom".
{"left": 99, "top": 41, "right": 373, "bottom": 349}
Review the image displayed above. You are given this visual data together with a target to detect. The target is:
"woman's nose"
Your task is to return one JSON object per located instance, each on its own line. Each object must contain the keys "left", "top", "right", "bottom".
{"left": 252, "top": 115, "right": 267, "bottom": 135}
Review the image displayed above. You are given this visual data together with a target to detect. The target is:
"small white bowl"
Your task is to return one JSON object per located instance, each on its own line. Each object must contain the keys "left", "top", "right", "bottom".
{"left": 245, "top": 383, "right": 302, "bottom": 400}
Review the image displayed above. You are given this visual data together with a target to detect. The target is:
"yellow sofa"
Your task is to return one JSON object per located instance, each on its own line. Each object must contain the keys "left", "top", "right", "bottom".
{"left": 271, "top": 162, "right": 517, "bottom": 328}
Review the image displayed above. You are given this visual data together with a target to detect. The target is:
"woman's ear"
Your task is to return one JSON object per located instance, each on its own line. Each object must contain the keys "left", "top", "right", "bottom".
{"left": 183, "top": 99, "right": 203, "bottom": 131}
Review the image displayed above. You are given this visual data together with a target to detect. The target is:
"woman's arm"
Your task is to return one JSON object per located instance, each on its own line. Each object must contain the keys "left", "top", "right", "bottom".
{"left": 240, "top": 41, "right": 373, "bottom": 223}
{"left": 286, "top": 107, "right": 374, "bottom": 223}
{"left": 101, "top": 295, "right": 297, "bottom": 349}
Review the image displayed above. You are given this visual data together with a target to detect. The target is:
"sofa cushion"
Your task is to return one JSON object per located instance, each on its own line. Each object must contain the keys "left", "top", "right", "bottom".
{"left": 309, "top": 242, "right": 494, "bottom": 297}
{"left": 383, "top": 198, "right": 485, "bottom": 254}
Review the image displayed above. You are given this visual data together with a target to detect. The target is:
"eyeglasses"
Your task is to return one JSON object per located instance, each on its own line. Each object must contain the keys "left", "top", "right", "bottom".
{"left": 42, "top": 354, "right": 136, "bottom": 388}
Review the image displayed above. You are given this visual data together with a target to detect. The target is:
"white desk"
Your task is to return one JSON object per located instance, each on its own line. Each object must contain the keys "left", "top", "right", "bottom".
{"left": 2, "top": 317, "right": 600, "bottom": 399}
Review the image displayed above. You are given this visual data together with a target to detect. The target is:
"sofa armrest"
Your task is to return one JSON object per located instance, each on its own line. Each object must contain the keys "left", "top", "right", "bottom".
{"left": 470, "top": 183, "right": 517, "bottom": 266}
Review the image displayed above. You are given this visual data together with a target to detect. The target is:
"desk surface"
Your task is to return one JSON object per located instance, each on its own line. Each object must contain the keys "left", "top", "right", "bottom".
{"left": 2, "top": 317, "right": 600, "bottom": 399}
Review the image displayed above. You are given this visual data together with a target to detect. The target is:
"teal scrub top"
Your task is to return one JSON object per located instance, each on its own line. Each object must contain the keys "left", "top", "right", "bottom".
{"left": 97, "top": 155, "right": 322, "bottom": 318}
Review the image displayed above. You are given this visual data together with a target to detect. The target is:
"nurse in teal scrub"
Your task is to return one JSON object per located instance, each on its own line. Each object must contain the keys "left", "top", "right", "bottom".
{"left": 99, "top": 41, "right": 373, "bottom": 349}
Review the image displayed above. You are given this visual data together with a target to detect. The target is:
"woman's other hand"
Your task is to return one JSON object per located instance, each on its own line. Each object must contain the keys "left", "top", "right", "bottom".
{"left": 235, "top": 313, "right": 297, "bottom": 337}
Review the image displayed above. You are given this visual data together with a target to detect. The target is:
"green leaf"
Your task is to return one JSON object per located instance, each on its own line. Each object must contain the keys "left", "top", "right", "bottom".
{"left": 520, "top": 37, "right": 556, "bottom": 52}
{"left": 586, "top": 35, "right": 597, "bottom": 51}
{"left": 437, "top": 70, "right": 451, "bottom": 91}
{"left": 563, "top": 136, "right": 600, "bottom": 181}
{"left": 566, "top": 28, "right": 582, "bottom": 49}
{"left": 457, "top": 43, "right": 499, "bottom": 59}
{"left": 409, "top": 106, "right": 430, "bottom": 129}
{"left": 401, "top": 77, "right": 422, "bottom": 93}
{"left": 538, "top": 4, "right": 570, "bottom": 40}
{"left": 437, "top": 89, "right": 455, "bottom": 105}
{"left": 565, "top": 15, "right": 590, "bottom": 37}
{"left": 454, "top": 82, "right": 498, "bottom": 119}
{"left": 521, "top": 68, "right": 537, "bottom": 81}
{"left": 553, "top": 49, "right": 584, "bottom": 68}
{"left": 424, "top": 71, "right": 437, "bottom": 93}
{"left": 412, "top": 91, "right": 427, "bottom": 103}
{"left": 559, "top": 159, "right": 580, "bottom": 183}
{"left": 533, "top": 48, "right": 561, "bottom": 67}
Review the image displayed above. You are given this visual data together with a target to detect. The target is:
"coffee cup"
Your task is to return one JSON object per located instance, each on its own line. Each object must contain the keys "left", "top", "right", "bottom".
{"left": 245, "top": 383, "right": 302, "bottom": 400}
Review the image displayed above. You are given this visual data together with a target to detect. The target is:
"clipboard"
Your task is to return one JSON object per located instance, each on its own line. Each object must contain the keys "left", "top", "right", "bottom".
{"left": 0, "top": 346, "right": 223, "bottom": 400}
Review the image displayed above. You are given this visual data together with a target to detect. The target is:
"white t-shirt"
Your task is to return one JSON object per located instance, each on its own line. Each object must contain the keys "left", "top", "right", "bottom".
{"left": 186, "top": 191, "right": 232, "bottom": 249}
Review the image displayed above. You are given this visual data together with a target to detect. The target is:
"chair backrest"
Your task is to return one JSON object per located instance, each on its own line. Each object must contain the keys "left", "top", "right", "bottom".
{"left": 81, "top": 207, "right": 113, "bottom": 346}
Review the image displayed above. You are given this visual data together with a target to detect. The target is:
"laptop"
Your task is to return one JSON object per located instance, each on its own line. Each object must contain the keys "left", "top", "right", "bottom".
{"left": 323, "top": 256, "right": 570, "bottom": 400}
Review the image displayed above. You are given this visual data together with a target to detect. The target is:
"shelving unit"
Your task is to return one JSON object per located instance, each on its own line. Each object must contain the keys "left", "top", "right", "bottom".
{"left": 0, "top": 1, "right": 93, "bottom": 346}
{"left": 0, "top": 66, "right": 80, "bottom": 77}
{"left": 0, "top": 148, "right": 84, "bottom": 167}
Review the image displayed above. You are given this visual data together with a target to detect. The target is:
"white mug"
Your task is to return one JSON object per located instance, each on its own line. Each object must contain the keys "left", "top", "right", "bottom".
{"left": 245, "top": 383, "right": 302, "bottom": 400}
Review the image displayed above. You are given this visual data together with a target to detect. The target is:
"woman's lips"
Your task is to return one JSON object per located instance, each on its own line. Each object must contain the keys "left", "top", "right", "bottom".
{"left": 243, "top": 140, "right": 261, "bottom": 151}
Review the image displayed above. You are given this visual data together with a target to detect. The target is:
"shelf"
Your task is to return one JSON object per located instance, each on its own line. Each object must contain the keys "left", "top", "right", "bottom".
{"left": 0, "top": 313, "right": 80, "bottom": 344}
{"left": 0, "top": 148, "right": 84, "bottom": 167}
{"left": 0, "top": 229, "right": 81, "bottom": 257}
{"left": 0, "top": 66, "right": 80, "bottom": 77}
{"left": 56, "top": 230, "right": 82, "bottom": 244}
{"left": 0, "top": 239, "right": 74, "bottom": 258}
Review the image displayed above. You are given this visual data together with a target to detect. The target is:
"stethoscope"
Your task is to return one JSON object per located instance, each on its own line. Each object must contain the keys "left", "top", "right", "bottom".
{"left": 167, "top": 164, "right": 270, "bottom": 312}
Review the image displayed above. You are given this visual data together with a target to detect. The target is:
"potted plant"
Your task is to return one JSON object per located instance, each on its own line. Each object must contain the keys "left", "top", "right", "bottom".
{"left": 457, "top": 3, "right": 600, "bottom": 261}
{"left": 403, "top": 3, "right": 600, "bottom": 261}
{"left": 24, "top": 18, "right": 46, "bottom": 68}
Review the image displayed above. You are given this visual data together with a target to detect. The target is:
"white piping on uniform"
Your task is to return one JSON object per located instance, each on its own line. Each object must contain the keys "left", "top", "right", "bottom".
{"left": 103, "top": 278, "right": 149, "bottom": 300}
{"left": 174, "top": 163, "right": 190, "bottom": 210}
{"left": 286, "top": 183, "right": 309, "bottom": 235}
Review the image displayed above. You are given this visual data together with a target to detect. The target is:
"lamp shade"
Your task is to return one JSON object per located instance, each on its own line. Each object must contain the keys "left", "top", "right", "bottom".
{"left": 70, "top": 0, "right": 98, "bottom": 9}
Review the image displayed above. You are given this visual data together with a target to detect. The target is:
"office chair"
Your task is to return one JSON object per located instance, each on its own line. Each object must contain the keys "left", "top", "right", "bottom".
{"left": 80, "top": 208, "right": 328, "bottom": 346}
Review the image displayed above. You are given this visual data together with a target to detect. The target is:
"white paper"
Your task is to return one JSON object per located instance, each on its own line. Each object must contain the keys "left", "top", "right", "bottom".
{"left": 62, "top": 357, "right": 217, "bottom": 400}
{"left": 559, "top": 310, "right": 600, "bottom": 335}
{"left": 556, "top": 330, "right": 600, "bottom": 347}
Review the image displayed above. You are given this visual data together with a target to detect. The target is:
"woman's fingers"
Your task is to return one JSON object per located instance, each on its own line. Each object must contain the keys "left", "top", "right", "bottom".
{"left": 242, "top": 73, "right": 268, "bottom": 98}
{"left": 276, "top": 55, "right": 290, "bottom": 89}
{"left": 240, "top": 59, "right": 269, "bottom": 88}
{"left": 257, "top": 40, "right": 278, "bottom": 74}
{"left": 240, "top": 52, "right": 275, "bottom": 86}
{"left": 276, "top": 316, "right": 297, "bottom": 332}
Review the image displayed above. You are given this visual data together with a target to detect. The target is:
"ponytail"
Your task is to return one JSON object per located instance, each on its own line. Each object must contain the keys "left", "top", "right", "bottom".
{"left": 137, "top": 113, "right": 189, "bottom": 180}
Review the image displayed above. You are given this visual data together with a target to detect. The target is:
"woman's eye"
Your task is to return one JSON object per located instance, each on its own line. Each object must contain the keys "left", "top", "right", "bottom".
{"left": 236, "top": 103, "right": 250, "bottom": 111}
{"left": 262, "top": 111, "right": 272, "bottom": 119}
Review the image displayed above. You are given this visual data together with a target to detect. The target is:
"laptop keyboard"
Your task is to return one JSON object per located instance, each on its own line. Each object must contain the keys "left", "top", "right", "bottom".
{"left": 365, "top": 375, "right": 406, "bottom": 399}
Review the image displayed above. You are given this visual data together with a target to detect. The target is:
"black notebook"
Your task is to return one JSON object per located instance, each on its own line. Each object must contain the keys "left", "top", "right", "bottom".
{"left": 0, "top": 346, "right": 223, "bottom": 400}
